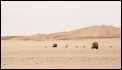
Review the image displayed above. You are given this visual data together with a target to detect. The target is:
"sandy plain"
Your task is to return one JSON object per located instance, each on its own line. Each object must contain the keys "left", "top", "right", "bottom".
{"left": 1, "top": 38, "right": 121, "bottom": 69}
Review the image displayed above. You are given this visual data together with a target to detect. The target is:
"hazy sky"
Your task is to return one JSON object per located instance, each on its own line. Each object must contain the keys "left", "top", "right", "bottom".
{"left": 1, "top": 1, "right": 121, "bottom": 36}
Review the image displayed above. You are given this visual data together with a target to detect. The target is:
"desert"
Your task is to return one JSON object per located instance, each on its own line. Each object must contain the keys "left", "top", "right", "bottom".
{"left": 1, "top": 25, "right": 121, "bottom": 69}
{"left": 1, "top": 1, "right": 121, "bottom": 69}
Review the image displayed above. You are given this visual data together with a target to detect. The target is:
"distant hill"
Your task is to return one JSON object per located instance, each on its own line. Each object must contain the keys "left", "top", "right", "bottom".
{"left": 1, "top": 25, "right": 121, "bottom": 40}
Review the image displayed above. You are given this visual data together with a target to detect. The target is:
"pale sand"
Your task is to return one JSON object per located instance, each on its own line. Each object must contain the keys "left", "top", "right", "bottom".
{"left": 1, "top": 38, "right": 121, "bottom": 69}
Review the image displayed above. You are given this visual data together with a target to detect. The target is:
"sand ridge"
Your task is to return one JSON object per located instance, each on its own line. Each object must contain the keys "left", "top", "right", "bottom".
{"left": 1, "top": 25, "right": 121, "bottom": 41}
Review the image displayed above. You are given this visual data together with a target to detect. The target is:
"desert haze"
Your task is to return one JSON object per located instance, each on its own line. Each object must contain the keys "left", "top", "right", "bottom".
{"left": 1, "top": 25, "right": 121, "bottom": 69}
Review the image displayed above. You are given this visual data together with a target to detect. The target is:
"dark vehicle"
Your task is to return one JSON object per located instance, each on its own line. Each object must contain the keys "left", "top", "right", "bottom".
{"left": 52, "top": 44, "right": 57, "bottom": 47}
{"left": 91, "top": 42, "right": 98, "bottom": 49}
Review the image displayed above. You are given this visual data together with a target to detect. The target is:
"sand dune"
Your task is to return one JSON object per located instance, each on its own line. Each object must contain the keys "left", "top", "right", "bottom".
{"left": 1, "top": 25, "right": 121, "bottom": 41}
{"left": 1, "top": 25, "right": 121, "bottom": 69}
